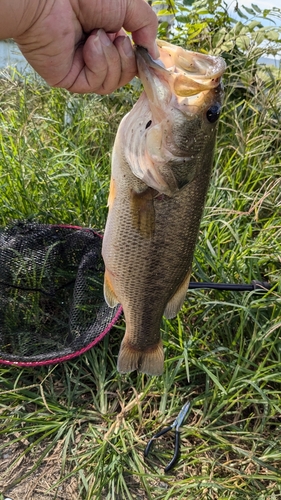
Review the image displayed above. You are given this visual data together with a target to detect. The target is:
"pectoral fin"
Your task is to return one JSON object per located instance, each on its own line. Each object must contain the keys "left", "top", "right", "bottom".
{"left": 130, "top": 188, "right": 155, "bottom": 239}
{"left": 104, "top": 269, "right": 119, "bottom": 308}
{"left": 164, "top": 269, "right": 191, "bottom": 319}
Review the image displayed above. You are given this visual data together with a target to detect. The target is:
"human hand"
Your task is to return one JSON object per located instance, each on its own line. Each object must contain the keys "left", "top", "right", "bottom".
{"left": 1, "top": 0, "right": 158, "bottom": 94}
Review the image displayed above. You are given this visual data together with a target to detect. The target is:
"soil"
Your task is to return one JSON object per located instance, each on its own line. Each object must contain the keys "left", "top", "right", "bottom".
{"left": 0, "top": 440, "right": 78, "bottom": 500}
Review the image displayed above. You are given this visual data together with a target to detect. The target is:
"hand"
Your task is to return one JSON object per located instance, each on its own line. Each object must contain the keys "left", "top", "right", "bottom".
{"left": 1, "top": 0, "right": 158, "bottom": 94}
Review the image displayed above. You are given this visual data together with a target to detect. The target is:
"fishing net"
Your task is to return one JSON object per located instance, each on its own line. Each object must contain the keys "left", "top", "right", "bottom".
{"left": 0, "top": 221, "right": 122, "bottom": 366}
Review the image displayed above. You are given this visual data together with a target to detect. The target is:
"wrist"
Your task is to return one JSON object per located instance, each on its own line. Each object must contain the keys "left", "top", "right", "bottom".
{"left": 0, "top": 0, "right": 45, "bottom": 40}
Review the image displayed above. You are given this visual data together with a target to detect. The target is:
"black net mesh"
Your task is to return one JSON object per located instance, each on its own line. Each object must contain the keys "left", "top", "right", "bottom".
{"left": 0, "top": 222, "right": 121, "bottom": 365}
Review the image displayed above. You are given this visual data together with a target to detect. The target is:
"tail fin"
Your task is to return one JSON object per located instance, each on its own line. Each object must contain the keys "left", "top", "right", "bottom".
{"left": 117, "top": 338, "right": 164, "bottom": 376}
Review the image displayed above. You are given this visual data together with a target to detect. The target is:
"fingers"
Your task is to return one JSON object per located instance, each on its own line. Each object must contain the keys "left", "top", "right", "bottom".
{"left": 59, "top": 30, "right": 137, "bottom": 94}
{"left": 76, "top": 0, "right": 159, "bottom": 60}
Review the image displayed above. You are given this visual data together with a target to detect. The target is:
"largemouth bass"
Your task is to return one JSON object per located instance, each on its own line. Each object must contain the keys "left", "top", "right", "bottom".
{"left": 102, "top": 40, "right": 226, "bottom": 375}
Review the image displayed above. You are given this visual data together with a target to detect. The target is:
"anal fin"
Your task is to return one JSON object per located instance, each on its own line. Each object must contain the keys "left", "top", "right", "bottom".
{"left": 117, "top": 338, "right": 164, "bottom": 376}
{"left": 164, "top": 269, "right": 191, "bottom": 319}
{"left": 104, "top": 269, "right": 119, "bottom": 308}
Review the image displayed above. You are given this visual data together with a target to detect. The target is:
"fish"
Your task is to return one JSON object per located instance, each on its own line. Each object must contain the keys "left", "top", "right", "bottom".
{"left": 102, "top": 40, "right": 226, "bottom": 376}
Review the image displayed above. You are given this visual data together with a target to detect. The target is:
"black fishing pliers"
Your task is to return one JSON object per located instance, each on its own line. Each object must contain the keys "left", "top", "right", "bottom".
{"left": 144, "top": 401, "right": 190, "bottom": 473}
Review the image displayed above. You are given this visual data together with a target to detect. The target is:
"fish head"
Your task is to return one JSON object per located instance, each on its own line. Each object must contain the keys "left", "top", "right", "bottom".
{"left": 123, "top": 40, "right": 226, "bottom": 195}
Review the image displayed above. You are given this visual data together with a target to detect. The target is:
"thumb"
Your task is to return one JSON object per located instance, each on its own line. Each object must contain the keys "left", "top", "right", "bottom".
{"left": 123, "top": 0, "right": 159, "bottom": 59}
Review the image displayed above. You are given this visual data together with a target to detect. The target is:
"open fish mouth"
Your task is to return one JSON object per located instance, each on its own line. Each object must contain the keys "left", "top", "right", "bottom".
{"left": 136, "top": 40, "right": 226, "bottom": 103}
{"left": 122, "top": 40, "right": 226, "bottom": 197}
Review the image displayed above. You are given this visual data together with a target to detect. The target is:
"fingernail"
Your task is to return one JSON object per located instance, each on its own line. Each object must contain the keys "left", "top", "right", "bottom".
{"left": 98, "top": 29, "right": 112, "bottom": 47}
{"left": 122, "top": 37, "right": 134, "bottom": 58}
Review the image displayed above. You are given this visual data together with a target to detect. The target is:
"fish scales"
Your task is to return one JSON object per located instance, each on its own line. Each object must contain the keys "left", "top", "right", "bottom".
{"left": 102, "top": 40, "right": 226, "bottom": 375}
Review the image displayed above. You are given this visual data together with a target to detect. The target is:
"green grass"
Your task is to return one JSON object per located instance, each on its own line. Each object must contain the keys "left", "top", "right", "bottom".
{"left": 0, "top": 37, "right": 281, "bottom": 500}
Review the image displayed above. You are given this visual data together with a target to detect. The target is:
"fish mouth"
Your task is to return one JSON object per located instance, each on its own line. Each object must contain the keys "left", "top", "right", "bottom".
{"left": 136, "top": 40, "right": 226, "bottom": 103}
{"left": 121, "top": 42, "right": 226, "bottom": 197}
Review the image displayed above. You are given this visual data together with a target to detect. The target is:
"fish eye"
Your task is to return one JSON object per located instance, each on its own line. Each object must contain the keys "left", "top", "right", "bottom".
{"left": 206, "top": 105, "right": 221, "bottom": 123}
{"left": 145, "top": 120, "right": 152, "bottom": 129}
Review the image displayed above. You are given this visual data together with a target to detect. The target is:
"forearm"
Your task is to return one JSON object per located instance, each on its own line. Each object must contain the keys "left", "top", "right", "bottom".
{"left": 0, "top": 0, "right": 44, "bottom": 40}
